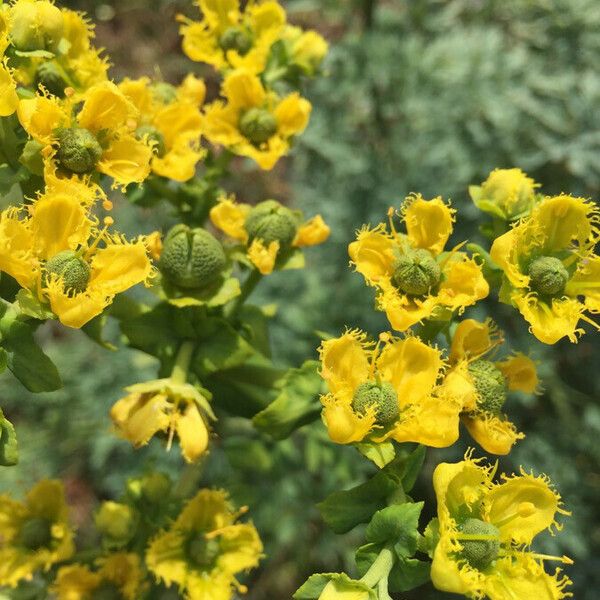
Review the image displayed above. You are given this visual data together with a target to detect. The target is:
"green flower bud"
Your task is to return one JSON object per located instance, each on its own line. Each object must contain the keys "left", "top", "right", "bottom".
{"left": 35, "top": 61, "right": 68, "bottom": 97}
{"left": 187, "top": 536, "right": 220, "bottom": 569}
{"left": 527, "top": 256, "right": 569, "bottom": 297}
{"left": 90, "top": 583, "right": 122, "bottom": 600}
{"left": 459, "top": 518, "right": 500, "bottom": 570}
{"left": 45, "top": 250, "right": 91, "bottom": 294}
{"left": 10, "top": 0, "right": 64, "bottom": 52}
{"left": 136, "top": 124, "right": 166, "bottom": 158}
{"left": 95, "top": 501, "right": 136, "bottom": 543}
{"left": 19, "top": 517, "right": 52, "bottom": 550}
{"left": 219, "top": 26, "right": 253, "bottom": 55}
{"left": 239, "top": 107, "right": 277, "bottom": 145}
{"left": 159, "top": 224, "right": 227, "bottom": 289}
{"left": 351, "top": 381, "right": 399, "bottom": 427}
{"left": 55, "top": 127, "right": 103, "bottom": 175}
{"left": 151, "top": 82, "right": 178, "bottom": 105}
{"left": 244, "top": 200, "right": 298, "bottom": 247}
{"left": 468, "top": 359, "right": 506, "bottom": 415}
{"left": 140, "top": 472, "right": 171, "bottom": 504}
{"left": 391, "top": 249, "right": 441, "bottom": 296}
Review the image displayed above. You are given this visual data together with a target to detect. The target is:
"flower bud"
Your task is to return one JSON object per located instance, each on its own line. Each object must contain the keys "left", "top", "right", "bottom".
{"left": 136, "top": 124, "right": 166, "bottom": 157}
{"left": 468, "top": 359, "right": 506, "bottom": 415}
{"left": 95, "top": 501, "right": 136, "bottom": 544}
{"left": 459, "top": 518, "right": 500, "bottom": 570}
{"left": 19, "top": 517, "right": 52, "bottom": 550}
{"left": 45, "top": 250, "right": 90, "bottom": 294}
{"left": 391, "top": 249, "right": 441, "bottom": 296}
{"left": 55, "top": 127, "right": 103, "bottom": 175}
{"left": 35, "top": 61, "right": 68, "bottom": 97}
{"left": 352, "top": 381, "right": 399, "bottom": 427}
{"left": 239, "top": 107, "right": 277, "bottom": 145}
{"left": 527, "top": 256, "right": 569, "bottom": 297}
{"left": 219, "top": 26, "right": 253, "bottom": 56}
{"left": 244, "top": 200, "right": 298, "bottom": 247}
{"left": 10, "top": 0, "right": 64, "bottom": 52}
{"left": 158, "top": 224, "right": 227, "bottom": 289}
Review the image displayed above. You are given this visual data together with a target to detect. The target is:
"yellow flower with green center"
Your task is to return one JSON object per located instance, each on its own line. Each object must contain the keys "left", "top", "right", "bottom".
{"left": 17, "top": 80, "right": 153, "bottom": 189}
{"left": 203, "top": 68, "right": 311, "bottom": 170}
{"left": 210, "top": 195, "right": 330, "bottom": 274}
{"left": 280, "top": 25, "right": 329, "bottom": 77}
{"left": 318, "top": 329, "right": 462, "bottom": 447}
{"left": 349, "top": 195, "right": 489, "bottom": 332}
{"left": 441, "top": 319, "right": 538, "bottom": 455}
{"left": 0, "top": 178, "right": 153, "bottom": 328}
{"left": 430, "top": 454, "right": 573, "bottom": 600}
{"left": 146, "top": 489, "right": 263, "bottom": 600}
{"left": 469, "top": 168, "right": 540, "bottom": 221}
{"left": 53, "top": 553, "right": 146, "bottom": 600}
{"left": 490, "top": 194, "right": 600, "bottom": 344}
{"left": 119, "top": 75, "right": 206, "bottom": 182}
{"left": 0, "top": 480, "right": 74, "bottom": 587}
{"left": 178, "top": 0, "right": 285, "bottom": 74}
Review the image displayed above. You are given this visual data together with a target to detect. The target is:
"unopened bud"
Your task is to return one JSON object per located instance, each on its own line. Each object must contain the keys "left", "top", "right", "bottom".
{"left": 239, "top": 107, "right": 277, "bottom": 145}
{"left": 56, "top": 127, "right": 103, "bottom": 174}
{"left": 95, "top": 501, "right": 136, "bottom": 543}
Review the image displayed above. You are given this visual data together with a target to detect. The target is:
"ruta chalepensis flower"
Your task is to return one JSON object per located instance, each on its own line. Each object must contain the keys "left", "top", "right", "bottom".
{"left": 146, "top": 489, "right": 262, "bottom": 600}
{"left": 443, "top": 319, "right": 538, "bottom": 454}
{"left": 430, "top": 453, "right": 572, "bottom": 600}
{"left": 53, "top": 553, "right": 146, "bottom": 600}
{"left": 318, "top": 329, "right": 462, "bottom": 448}
{"left": 119, "top": 75, "right": 206, "bottom": 182}
{"left": 203, "top": 69, "right": 311, "bottom": 169}
{"left": 0, "top": 480, "right": 74, "bottom": 587}
{"left": 469, "top": 168, "right": 541, "bottom": 222}
{"left": 0, "top": 176, "right": 153, "bottom": 328}
{"left": 277, "top": 25, "right": 328, "bottom": 78}
{"left": 178, "top": 0, "right": 285, "bottom": 74}
{"left": 210, "top": 195, "right": 330, "bottom": 274}
{"left": 490, "top": 194, "right": 600, "bottom": 344}
{"left": 17, "top": 80, "right": 153, "bottom": 189}
{"left": 349, "top": 195, "right": 489, "bottom": 332}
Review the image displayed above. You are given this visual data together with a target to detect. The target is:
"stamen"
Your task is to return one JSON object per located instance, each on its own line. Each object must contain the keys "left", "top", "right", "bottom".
{"left": 529, "top": 552, "right": 573, "bottom": 565}
{"left": 103, "top": 199, "right": 113, "bottom": 211}
{"left": 84, "top": 216, "right": 114, "bottom": 257}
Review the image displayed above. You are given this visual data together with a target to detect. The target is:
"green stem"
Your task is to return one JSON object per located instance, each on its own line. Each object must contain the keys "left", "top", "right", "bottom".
{"left": 225, "top": 268, "right": 262, "bottom": 318}
{"left": 170, "top": 341, "right": 195, "bottom": 384}
{"left": 359, "top": 545, "right": 395, "bottom": 589}
{"left": 377, "top": 576, "right": 393, "bottom": 600}
{"left": 147, "top": 176, "right": 179, "bottom": 203}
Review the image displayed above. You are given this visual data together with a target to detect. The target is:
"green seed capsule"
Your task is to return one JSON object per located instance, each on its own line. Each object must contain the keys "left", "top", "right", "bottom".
{"left": 55, "top": 127, "right": 103, "bottom": 175}
{"left": 244, "top": 200, "right": 298, "bottom": 247}
{"left": 19, "top": 517, "right": 52, "bottom": 550}
{"left": 352, "top": 381, "right": 399, "bottom": 427}
{"left": 219, "top": 26, "right": 253, "bottom": 55}
{"left": 527, "top": 256, "right": 569, "bottom": 297}
{"left": 459, "top": 518, "right": 500, "bottom": 570}
{"left": 239, "top": 108, "right": 278, "bottom": 145}
{"left": 468, "top": 359, "right": 507, "bottom": 415}
{"left": 45, "top": 250, "right": 91, "bottom": 294}
{"left": 187, "top": 536, "right": 221, "bottom": 569}
{"left": 391, "top": 249, "right": 441, "bottom": 296}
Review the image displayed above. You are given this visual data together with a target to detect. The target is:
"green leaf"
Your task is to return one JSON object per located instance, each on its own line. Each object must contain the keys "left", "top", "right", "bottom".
{"left": 388, "top": 557, "right": 430, "bottom": 592}
{"left": 252, "top": 360, "right": 322, "bottom": 439}
{"left": 365, "top": 502, "right": 423, "bottom": 556}
{"left": 16, "top": 289, "right": 54, "bottom": 320}
{"left": 0, "top": 409, "right": 18, "bottom": 466}
{"left": 400, "top": 444, "right": 425, "bottom": 492}
{"left": 239, "top": 304, "right": 272, "bottom": 356}
{"left": 82, "top": 314, "right": 117, "bottom": 351}
{"left": 357, "top": 440, "right": 395, "bottom": 468}
{"left": 294, "top": 573, "right": 375, "bottom": 600}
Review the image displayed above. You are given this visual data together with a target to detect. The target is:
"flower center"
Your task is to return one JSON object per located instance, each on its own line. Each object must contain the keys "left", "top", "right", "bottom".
{"left": 90, "top": 582, "right": 123, "bottom": 600}
{"left": 35, "top": 61, "right": 68, "bottom": 98}
{"left": 244, "top": 200, "right": 298, "bottom": 247}
{"left": 187, "top": 536, "right": 221, "bottom": 569}
{"left": 352, "top": 381, "right": 399, "bottom": 427}
{"left": 458, "top": 518, "right": 500, "bottom": 570}
{"left": 239, "top": 108, "right": 278, "bottom": 145}
{"left": 527, "top": 256, "right": 569, "bottom": 297}
{"left": 19, "top": 517, "right": 52, "bottom": 550}
{"left": 56, "top": 127, "right": 103, "bottom": 175}
{"left": 219, "top": 26, "right": 253, "bottom": 55}
{"left": 136, "top": 124, "right": 166, "bottom": 158}
{"left": 467, "top": 359, "right": 506, "bottom": 415}
{"left": 391, "top": 249, "right": 441, "bottom": 296}
{"left": 45, "top": 250, "right": 91, "bottom": 294}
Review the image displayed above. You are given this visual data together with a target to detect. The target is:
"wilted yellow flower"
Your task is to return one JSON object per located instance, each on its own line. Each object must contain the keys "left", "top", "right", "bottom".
{"left": 431, "top": 454, "right": 572, "bottom": 600}
{"left": 442, "top": 319, "right": 538, "bottom": 454}
{"left": 490, "top": 194, "right": 600, "bottom": 344}
{"left": 318, "top": 329, "right": 462, "bottom": 447}
{"left": 54, "top": 553, "right": 146, "bottom": 600}
{"left": 0, "top": 480, "right": 74, "bottom": 587}
{"left": 146, "top": 489, "right": 262, "bottom": 600}
{"left": 281, "top": 25, "right": 328, "bottom": 76}
{"left": 203, "top": 69, "right": 311, "bottom": 169}
{"left": 349, "top": 195, "right": 489, "bottom": 331}
{"left": 17, "top": 81, "right": 153, "bottom": 189}
{"left": 179, "top": 0, "right": 285, "bottom": 74}
{"left": 210, "top": 195, "right": 329, "bottom": 274}
{"left": 469, "top": 168, "right": 540, "bottom": 221}
{"left": 119, "top": 75, "right": 206, "bottom": 181}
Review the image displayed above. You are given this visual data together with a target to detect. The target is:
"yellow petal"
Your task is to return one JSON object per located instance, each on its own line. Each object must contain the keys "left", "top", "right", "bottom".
{"left": 234, "top": 133, "right": 288, "bottom": 170}
{"left": 248, "top": 1, "right": 286, "bottom": 36}
{"left": 197, "top": 0, "right": 239, "bottom": 30}
{"left": 403, "top": 195, "right": 454, "bottom": 255}
{"left": 78, "top": 81, "right": 137, "bottom": 132}
{"left": 431, "top": 535, "right": 484, "bottom": 597}
{"left": 185, "top": 571, "right": 235, "bottom": 600}
{"left": 565, "top": 255, "right": 600, "bottom": 313}
{"left": 175, "top": 489, "right": 234, "bottom": 532}
{"left": 216, "top": 523, "right": 263, "bottom": 573}
{"left": 202, "top": 101, "right": 245, "bottom": 147}
{"left": 209, "top": 196, "right": 250, "bottom": 242}
{"left": 145, "top": 529, "right": 188, "bottom": 587}
{"left": 489, "top": 228, "right": 530, "bottom": 289}
{"left": 178, "top": 74, "right": 207, "bottom": 106}
{"left": 348, "top": 225, "right": 395, "bottom": 283}
{"left": 321, "top": 394, "right": 375, "bottom": 444}
{"left": 110, "top": 393, "right": 171, "bottom": 447}
{"left": 0, "top": 62, "right": 18, "bottom": 117}
{"left": 17, "top": 95, "right": 66, "bottom": 144}
{"left": 462, "top": 413, "right": 524, "bottom": 455}
{"left": 293, "top": 215, "right": 330, "bottom": 247}
{"left": 222, "top": 69, "right": 266, "bottom": 109}
{"left": 175, "top": 402, "right": 209, "bottom": 463}
{"left": 45, "top": 280, "right": 110, "bottom": 328}
{"left": 274, "top": 93, "right": 311, "bottom": 137}
{"left": 152, "top": 135, "right": 205, "bottom": 182}
{"left": 54, "top": 565, "right": 101, "bottom": 599}
{"left": 247, "top": 239, "right": 279, "bottom": 274}
{"left": 98, "top": 135, "right": 153, "bottom": 188}
{"left": 180, "top": 21, "right": 227, "bottom": 70}
{"left": 153, "top": 101, "right": 203, "bottom": 151}
{"left": 441, "top": 365, "right": 478, "bottom": 412}
{"left": 449, "top": 318, "right": 496, "bottom": 363}
{"left": 118, "top": 77, "right": 153, "bottom": 114}
{"left": 438, "top": 254, "right": 489, "bottom": 310}
{"left": 0, "top": 209, "right": 36, "bottom": 288}
{"left": 497, "top": 354, "right": 539, "bottom": 393}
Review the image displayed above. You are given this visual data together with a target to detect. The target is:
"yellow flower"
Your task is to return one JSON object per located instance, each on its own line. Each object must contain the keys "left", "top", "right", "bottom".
{"left": 203, "top": 69, "right": 311, "bottom": 169}
{"left": 0, "top": 480, "right": 74, "bottom": 587}
{"left": 0, "top": 59, "right": 18, "bottom": 116}
{"left": 54, "top": 553, "right": 146, "bottom": 600}
{"left": 17, "top": 81, "right": 153, "bottom": 189}
{"left": 179, "top": 0, "right": 285, "bottom": 74}
{"left": 490, "top": 194, "right": 600, "bottom": 344}
{"left": 210, "top": 195, "right": 329, "bottom": 274}
{"left": 349, "top": 195, "right": 489, "bottom": 331}
{"left": 110, "top": 377, "right": 216, "bottom": 464}
{"left": 318, "top": 329, "right": 462, "bottom": 447}
{"left": 119, "top": 75, "right": 206, "bottom": 182}
{"left": 146, "top": 489, "right": 262, "bottom": 600}
{"left": 469, "top": 168, "right": 540, "bottom": 221}
{"left": 281, "top": 25, "right": 328, "bottom": 76}
{"left": 442, "top": 319, "right": 538, "bottom": 454}
{"left": 431, "top": 454, "right": 572, "bottom": 600}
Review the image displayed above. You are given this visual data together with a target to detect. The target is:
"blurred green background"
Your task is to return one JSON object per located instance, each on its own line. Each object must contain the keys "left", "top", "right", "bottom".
{"left": 2, "top": 1, "right": 599, "bottom": 598}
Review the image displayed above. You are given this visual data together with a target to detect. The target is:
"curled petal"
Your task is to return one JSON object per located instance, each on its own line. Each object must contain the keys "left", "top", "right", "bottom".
{"left": 462, "top": 413, "right": 524, "bottom": 455}
{"left": 78, "top": 81, "right": 137, "bottom": 132}
{"left": 449, "top": 318, "right": 498, "bottom": 363}
{"left": 222, "top": 69, "right": 266, "bottom": 109}
{"left": 175, "top": 402, "right": 209, "bottom": 463}
{"left": 274, "top": 93, "right": 311, "bottom": 137}
{"left": 98, "top": 135, "right": 153, "bottom": 189}
{"left": 293, "top": 215, "right": 330, "bottom": 247}
{"left": 209, "top": 197, "right": 250, "bottom": 242}
{"left": 403, "top": 194, "right": 455, "bottom": 255}
{"left": 438, "top": 255, "right": 489, "bottom": 310}
{"left": 321, "top": 394, "right": 375, "bottom": 444}
{"left": 497, "top": 354, "right": 539, "bottom": 393}
{"left": 349, "top": 225, "right": 395, "bottom": 284}
{"left": 247, "top": 239, "right": 279, "bottom": 274}
{"left": 565, "top": 255, "right": 600, "bottom": 313}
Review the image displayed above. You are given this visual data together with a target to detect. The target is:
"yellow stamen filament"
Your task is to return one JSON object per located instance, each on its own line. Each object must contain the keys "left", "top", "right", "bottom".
{"left": 84, "top": 216, "right": 114, "bottom": 257}
{"left": 529, "top": 552, "right": 573, "bottom": 565}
